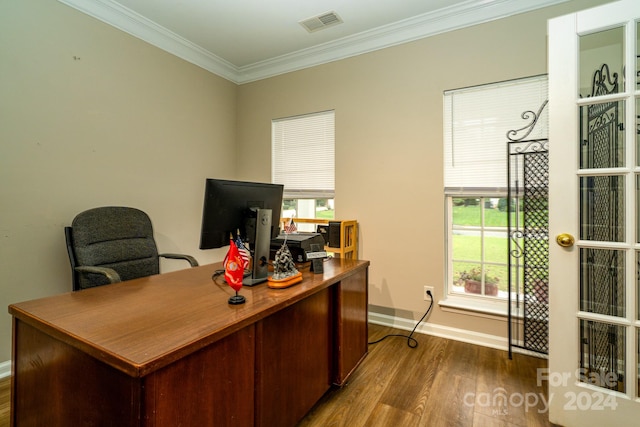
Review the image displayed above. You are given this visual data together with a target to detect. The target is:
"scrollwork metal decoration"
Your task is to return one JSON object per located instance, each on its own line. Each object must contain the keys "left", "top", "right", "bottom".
{"left": 588, "top": 63, "right": 618, "bottom": 97}
{"left": 507, "top": 99, "right": 548, "bottom": 143}
{"left": 507, "top": 96, "right": 549, "bottom": 358}
{"left": 509, "top": 230, "right": 524, "bottom": 258}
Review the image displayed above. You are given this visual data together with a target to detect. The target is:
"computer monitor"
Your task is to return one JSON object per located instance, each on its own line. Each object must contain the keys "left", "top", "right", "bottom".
{"left": 199, "top": 178, "right": 284, "bottom": 285}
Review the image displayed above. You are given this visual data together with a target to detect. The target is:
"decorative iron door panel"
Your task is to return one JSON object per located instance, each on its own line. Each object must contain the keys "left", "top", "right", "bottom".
{"left": 508, "top": 100, "right": 549, "bottom": 356}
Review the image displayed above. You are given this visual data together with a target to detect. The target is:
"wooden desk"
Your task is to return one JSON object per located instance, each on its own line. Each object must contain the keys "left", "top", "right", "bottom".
{"left": 9, "top": 258, "right": 369, "bottom": 426}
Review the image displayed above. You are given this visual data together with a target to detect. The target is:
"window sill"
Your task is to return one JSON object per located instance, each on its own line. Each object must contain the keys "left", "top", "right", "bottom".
{"left": 439, "top": 294, "right": 509, "bottom": 321}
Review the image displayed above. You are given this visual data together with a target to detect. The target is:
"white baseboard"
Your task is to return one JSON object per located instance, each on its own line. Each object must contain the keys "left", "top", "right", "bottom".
{"left": 0, "top": 361, "right": 11, "bottom": 379}
{"left": 368, "top": 311, "right": 509, "bottom": 351}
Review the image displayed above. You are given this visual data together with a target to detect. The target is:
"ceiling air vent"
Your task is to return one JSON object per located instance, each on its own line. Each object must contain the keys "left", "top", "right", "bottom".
{"left": 299, "top": 11, "right": 343, "bottom": 33}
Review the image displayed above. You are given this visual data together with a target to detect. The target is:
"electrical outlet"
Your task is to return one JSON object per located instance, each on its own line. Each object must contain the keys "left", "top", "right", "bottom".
{"left": 424, "top": 286, "right": 434, "bottom": 301}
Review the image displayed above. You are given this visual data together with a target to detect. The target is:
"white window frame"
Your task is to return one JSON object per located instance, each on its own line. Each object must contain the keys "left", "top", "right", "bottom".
{"left": 442, "top": 76, "right": 548, "bottom": 316}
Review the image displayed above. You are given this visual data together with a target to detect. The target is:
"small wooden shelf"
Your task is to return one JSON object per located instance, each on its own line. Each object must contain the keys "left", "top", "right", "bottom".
{"left": 280, "top": 218, "right": 358, "bottom": 259}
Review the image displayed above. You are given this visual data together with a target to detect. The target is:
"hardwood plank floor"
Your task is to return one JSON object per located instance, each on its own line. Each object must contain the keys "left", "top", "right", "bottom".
{"left": 0, "top": 324, "right": 554, "bottom": 427}
{"left": 0, "top": 376, "right": 8, "bottom": 427}
{"left": 298, "top": 324, "right": 554, "bottom": 427}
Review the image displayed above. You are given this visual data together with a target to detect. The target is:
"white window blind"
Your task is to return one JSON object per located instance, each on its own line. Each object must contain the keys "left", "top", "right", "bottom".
{"left": 444, "top": 75, "right": 548, "bottom": 195}
{"left": 272, "top": 110, "right": 335, "bottom": 199}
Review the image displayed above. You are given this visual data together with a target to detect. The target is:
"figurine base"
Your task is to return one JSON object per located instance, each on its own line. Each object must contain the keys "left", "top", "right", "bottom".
{"left": 267, "top": 272, "right": 303, "bottom": 289}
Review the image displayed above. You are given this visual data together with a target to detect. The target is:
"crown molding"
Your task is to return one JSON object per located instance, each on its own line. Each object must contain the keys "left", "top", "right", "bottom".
{"left": 58, "top": 0, "right": 569, "bottom": 84}
{"left": 57, "top": 0, "right": 240, "bottom": 81}
{"left": 239, "top": 0, "right": 569, "bottom": 83}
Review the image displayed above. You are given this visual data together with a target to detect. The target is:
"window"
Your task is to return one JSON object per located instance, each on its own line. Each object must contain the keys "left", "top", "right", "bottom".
{"left": 449, "top": 197, "right": 510, "bottom": 298}
{"left": 272, "top": 111, "right": 335, "bottom": 229}
{"left": 444, "top": 76, "right": 547, "bottom": 302}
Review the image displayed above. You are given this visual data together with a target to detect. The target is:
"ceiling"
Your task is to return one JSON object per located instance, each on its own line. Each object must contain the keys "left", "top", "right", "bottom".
{"left": 59, "top": 0, "right": 569, "bottom": 83}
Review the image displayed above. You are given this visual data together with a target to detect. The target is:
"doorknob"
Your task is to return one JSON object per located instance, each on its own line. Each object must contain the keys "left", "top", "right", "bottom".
{"left": 556, "top": 233, "right": 575, "bottom": 247}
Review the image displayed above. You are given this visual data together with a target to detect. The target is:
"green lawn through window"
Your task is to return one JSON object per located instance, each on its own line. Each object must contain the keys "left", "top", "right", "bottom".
{"left": 451, "top": 201, "right": 521, "bottom": 294}
{"left": 452, "top": 234, "right": 510, "bottom": 291}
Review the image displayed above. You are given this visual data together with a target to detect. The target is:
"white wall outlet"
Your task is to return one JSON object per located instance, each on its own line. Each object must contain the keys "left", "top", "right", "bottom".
{"left": 424, "top": 286, "right": 434, "bottom": 301}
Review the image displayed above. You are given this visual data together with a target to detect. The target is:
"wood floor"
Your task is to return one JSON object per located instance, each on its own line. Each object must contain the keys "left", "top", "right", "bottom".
{"left": 0, "top": 324, "right": 553, "bottom": 427}
{"left": 298, "top": 324, "right": 553, "bottom": 427}
{"left": 0, "top": 376, "right": 8, "bottom": 427}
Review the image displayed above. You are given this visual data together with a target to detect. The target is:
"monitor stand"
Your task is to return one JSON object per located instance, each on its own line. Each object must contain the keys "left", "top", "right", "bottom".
{"left": 243, "top": 208, "right": 272, "bottom": 286}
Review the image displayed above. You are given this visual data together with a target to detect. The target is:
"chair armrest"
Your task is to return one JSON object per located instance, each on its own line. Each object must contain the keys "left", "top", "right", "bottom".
{"left": 74, "top": 266, "right": 122, "bottom": 283}
{"left": 159, "top": 253, "right": 199, "bottom": 267}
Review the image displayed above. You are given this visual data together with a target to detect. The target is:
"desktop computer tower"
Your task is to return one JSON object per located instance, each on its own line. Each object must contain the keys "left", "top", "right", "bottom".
{"left": 243, "top": 208, "right": 272, "bottom": 286}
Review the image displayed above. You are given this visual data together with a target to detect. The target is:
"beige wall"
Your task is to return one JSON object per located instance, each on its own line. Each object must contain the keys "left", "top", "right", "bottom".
{"left": 236, "top": 0, "right": 611, "bottom": 339}
{"left": 0, "top": 0, "right": 236, "bottom": 361}
{"left": 0, "top": 0, "right": 612, "bottom": 363}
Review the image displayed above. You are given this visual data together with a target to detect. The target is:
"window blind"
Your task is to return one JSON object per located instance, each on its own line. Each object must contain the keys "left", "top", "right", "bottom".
{"left": 444, "top": 75, "right": 548, "bottom": 195}
{"left": 272, "top": 110, "right": 335, "bottom": 199}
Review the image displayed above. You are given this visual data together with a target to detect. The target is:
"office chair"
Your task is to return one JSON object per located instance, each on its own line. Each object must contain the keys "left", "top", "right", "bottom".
{"left": 65, "top": 206, "right": 198, "bottom": 291}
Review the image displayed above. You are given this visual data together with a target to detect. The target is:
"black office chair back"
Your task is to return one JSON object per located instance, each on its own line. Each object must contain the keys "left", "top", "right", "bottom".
{"left": 64, "top": 226, "right": 82, "bottom": 290}
{"left": 68, "top": 207, "right": 160, "bottom": 290}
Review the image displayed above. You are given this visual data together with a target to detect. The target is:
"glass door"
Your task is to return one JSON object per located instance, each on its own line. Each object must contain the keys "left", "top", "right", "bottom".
{"left": 548, "top": 1, "right": 640, "bottom": 425}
